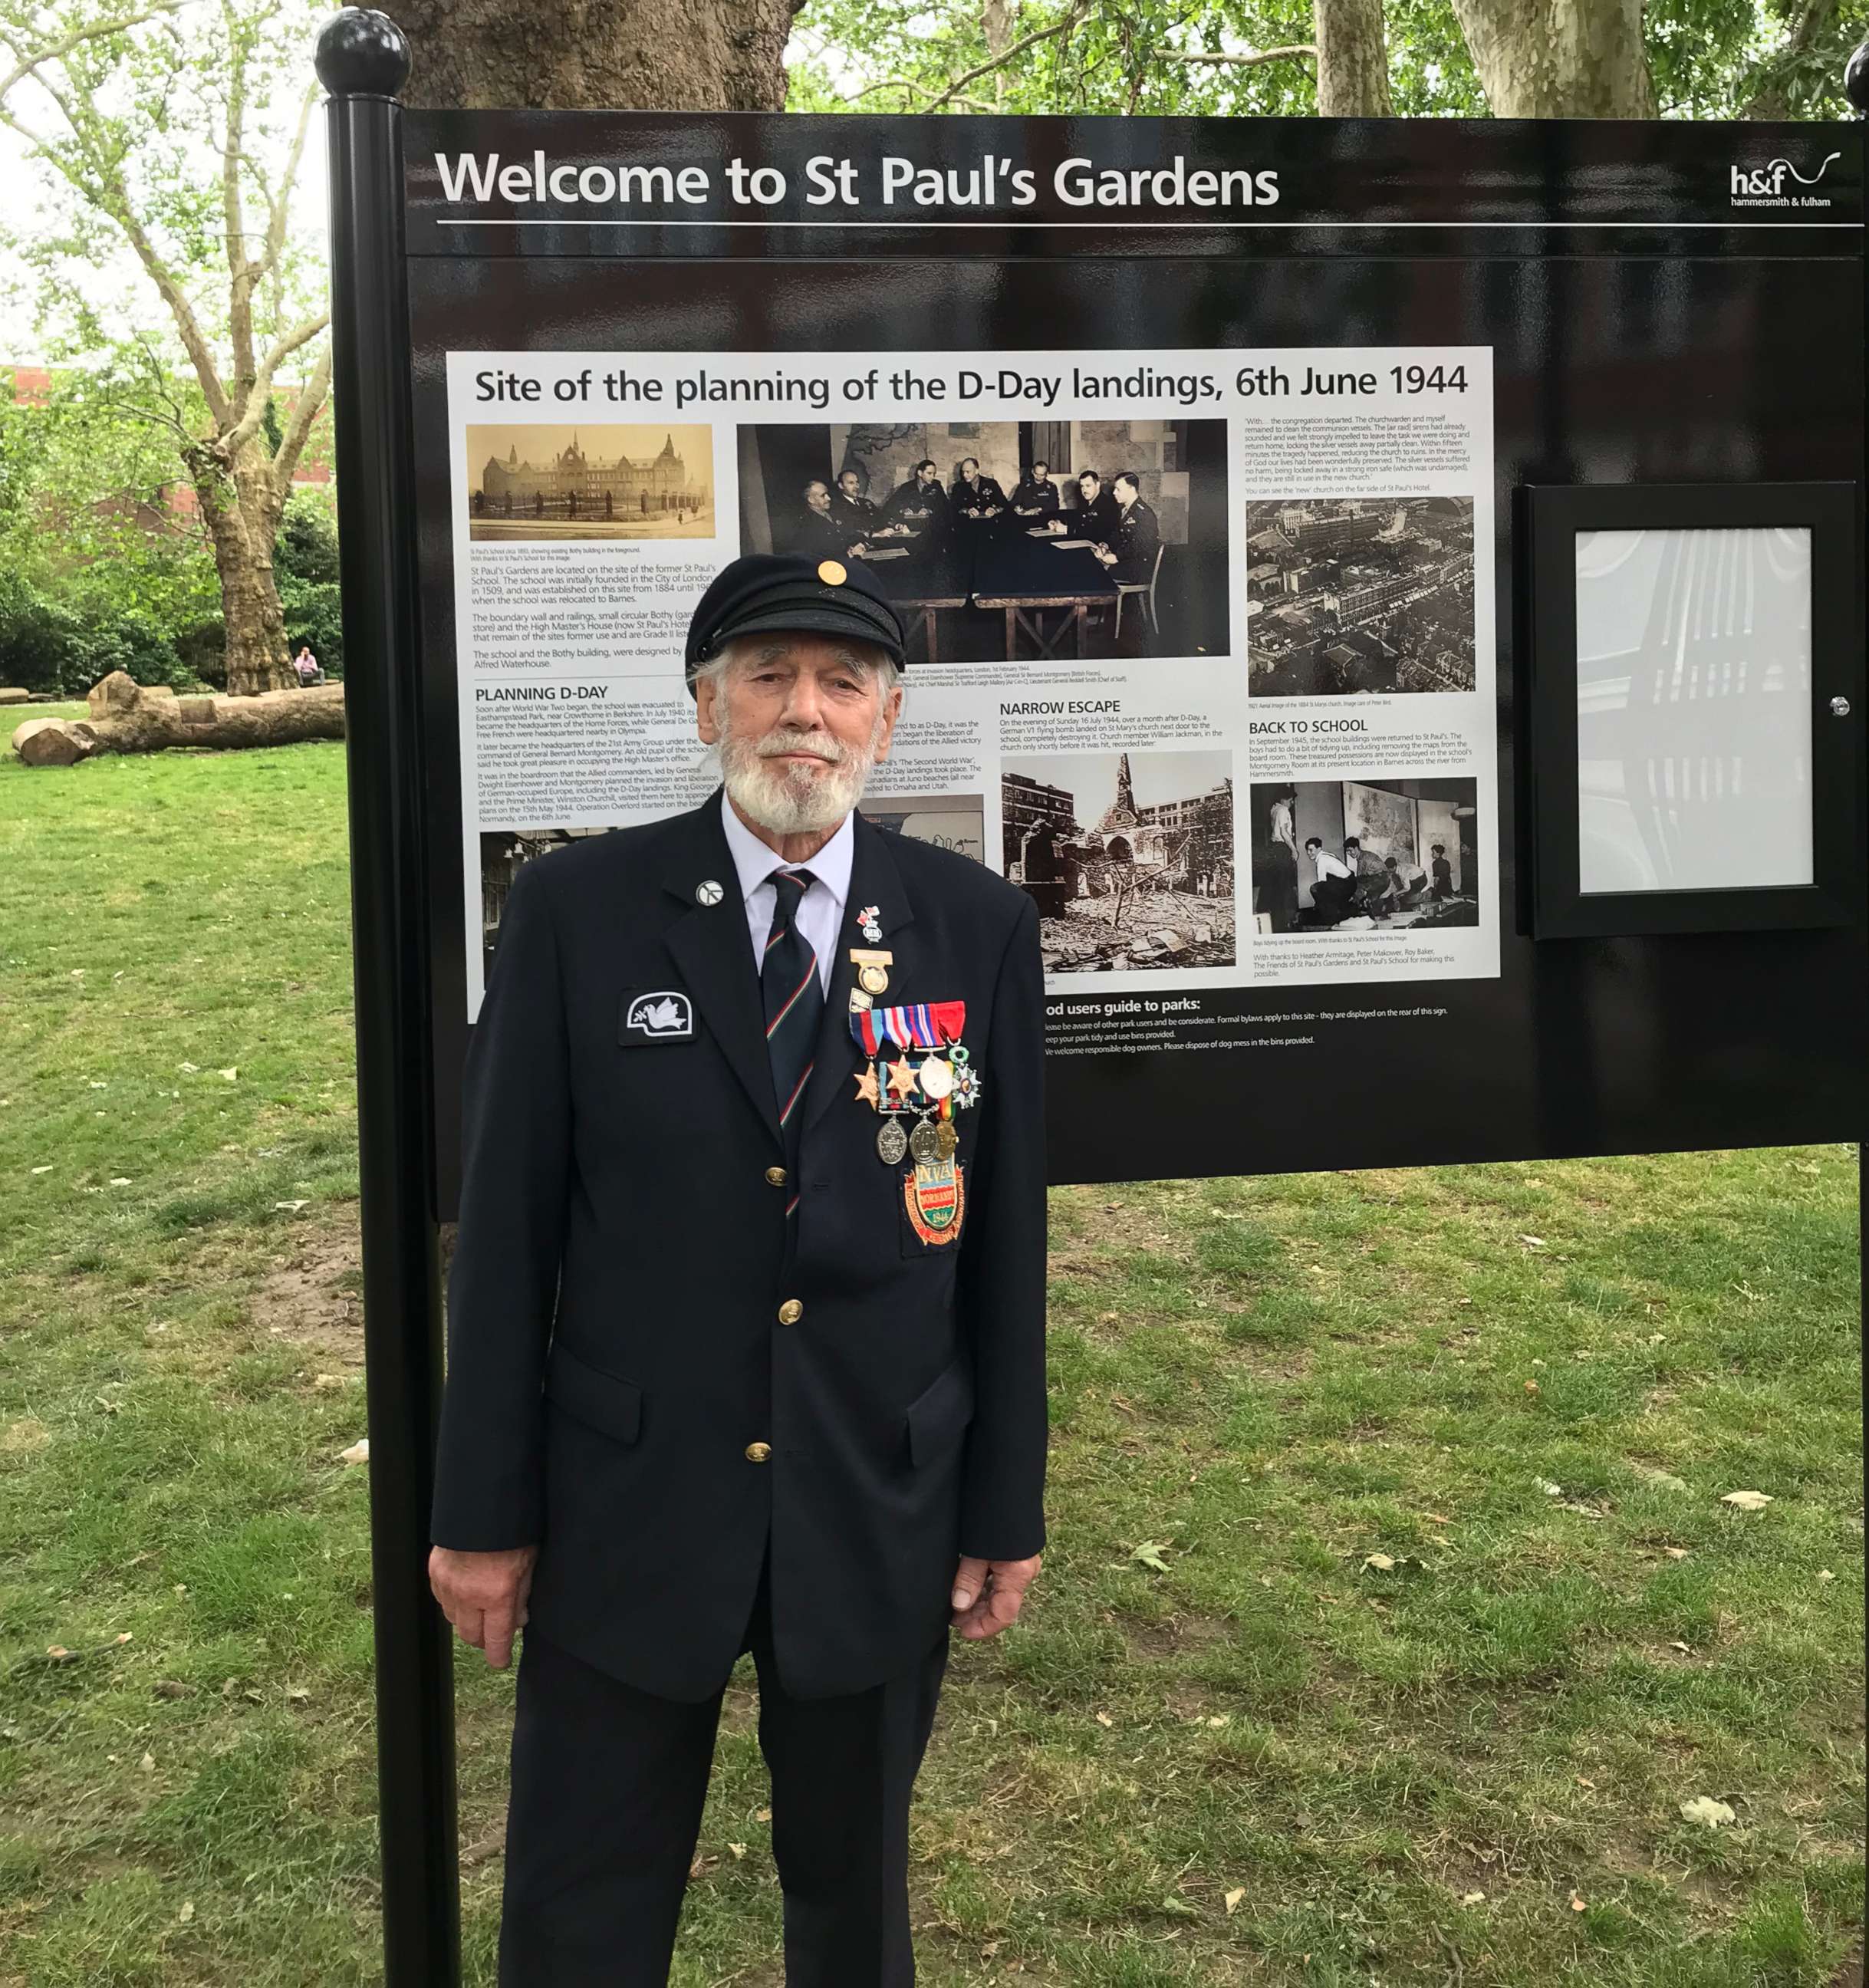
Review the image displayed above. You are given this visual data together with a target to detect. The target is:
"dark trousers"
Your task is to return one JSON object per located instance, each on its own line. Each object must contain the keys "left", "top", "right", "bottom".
{"left": 498, "top": 1535, "right": 950, "bottom": 1986}
{"left": 1309, "top": 872, "right": 1357, "bottom": 922}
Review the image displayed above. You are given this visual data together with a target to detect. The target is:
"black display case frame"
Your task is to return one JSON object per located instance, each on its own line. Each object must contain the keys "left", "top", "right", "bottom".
{"left": 1524, "top": 479, "right": 1864, "bottom": 940}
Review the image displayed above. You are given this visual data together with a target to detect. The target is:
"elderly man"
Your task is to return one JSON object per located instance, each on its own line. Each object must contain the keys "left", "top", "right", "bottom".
{"left": 429, "top": 551, "right": 1048, "bottom": 1987}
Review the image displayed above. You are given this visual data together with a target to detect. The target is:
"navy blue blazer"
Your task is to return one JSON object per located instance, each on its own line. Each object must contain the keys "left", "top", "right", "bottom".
{"left": 431, "top": 794, "right": 1048, "bottom": 1700}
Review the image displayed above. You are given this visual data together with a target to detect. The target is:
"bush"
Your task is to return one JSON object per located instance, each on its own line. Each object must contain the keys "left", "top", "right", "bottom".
{"left": 0, "top": 573, "right": 81, "bottom": 696}
{"left": 277, "top": 490, "right": 338, "bottom": 589}
{"left": 175, "top": 617, "right": 227, "bottom": 690}
{"left": 71, "top": 611, "right": 192, "bottom": 692}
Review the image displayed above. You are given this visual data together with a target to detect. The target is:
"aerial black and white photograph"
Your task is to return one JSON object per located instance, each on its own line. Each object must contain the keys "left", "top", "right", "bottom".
{"left": 1245, "top": 498, "right": 1476, "bottom": 696}
{"left": 1002, "top": 750, "right": 1234, "bottom": 972}
{"left": 739, "top": 419, "right": 1229, "bottom": 664}
{"left": 1249, "top": 778, "right": 1479, "bottom": 933}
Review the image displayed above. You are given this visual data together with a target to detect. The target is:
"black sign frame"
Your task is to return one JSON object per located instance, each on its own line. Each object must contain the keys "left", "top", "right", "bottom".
{"left": 310, "top": 12, "right": 1869, "bottom": 1984}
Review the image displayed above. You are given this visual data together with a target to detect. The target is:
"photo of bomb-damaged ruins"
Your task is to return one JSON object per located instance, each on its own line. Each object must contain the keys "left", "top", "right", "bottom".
{"left": 480, "top": 828, "right": 615, "bottom": 976}
{"left": 1249, "top": 778, "right": 1479, "bottom": 934}
{"left": 1003, "top": 750, "right": 1234, "bottom": 973}
{"left": 738, "top": 419, "right": 1230, "bottom": 664}
{"left": 466, "top": 424, "right": 715, "bottom": 541}
{"left": 1245, "top": 498, "right": 1476, "bottom": 696}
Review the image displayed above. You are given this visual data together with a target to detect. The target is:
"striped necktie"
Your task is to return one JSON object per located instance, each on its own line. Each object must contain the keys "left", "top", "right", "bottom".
{"left": 762, "top": 867, "right": 822, "bottom": 1212}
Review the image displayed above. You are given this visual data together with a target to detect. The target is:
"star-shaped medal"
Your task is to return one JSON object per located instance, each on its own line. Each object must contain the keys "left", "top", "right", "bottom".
{"left": 886, "top": 1058, "right": 919, "bottom": 1101}
{"left": 853, "top": 1065, "right": 880, "bottom": 1108}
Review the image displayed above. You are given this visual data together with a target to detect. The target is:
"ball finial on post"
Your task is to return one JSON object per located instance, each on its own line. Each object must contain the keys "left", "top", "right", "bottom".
{"left": 314, "top": 8, "right": 411, "bottom": 97}
{"left": 1844, "top": 37, "right": 1869, "bottom": 117}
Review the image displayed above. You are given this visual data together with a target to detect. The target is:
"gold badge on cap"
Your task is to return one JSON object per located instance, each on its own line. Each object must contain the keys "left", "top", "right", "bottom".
{"left": 817, "top": 559, "right": 847, "bottom": 587}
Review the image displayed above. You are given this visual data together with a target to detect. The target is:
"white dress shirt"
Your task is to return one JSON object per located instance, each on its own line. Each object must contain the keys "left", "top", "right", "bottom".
{"left": 1309, "top": 847, "right": 1352, "bottom": 882}
{"left": 719, "top": 789, "right": 854, "bottom": 996}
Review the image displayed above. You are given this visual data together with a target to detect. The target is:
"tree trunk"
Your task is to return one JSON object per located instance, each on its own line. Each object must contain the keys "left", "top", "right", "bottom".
{"left": 197, "top": 466, "right": 297, "bottom": 697}
{"left": 394, "top": 0, "right": 804, "bottom": 110}
{"left": 1449, "top": 0, "right": 1654, "bottom": 117}
{"left": 9, "top": 673, "right": 345, "bottom": 765}
{"left": 1315, "top": 0, "right": 1394, "bottom": 117}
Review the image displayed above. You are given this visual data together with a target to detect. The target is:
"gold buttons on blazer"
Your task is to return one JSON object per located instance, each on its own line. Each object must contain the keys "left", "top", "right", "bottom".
{"left": 745, "top": 1441, "right": 772, "bottom": 1463}
{"left": 777, "top": 1298, "right": 804, "bottom": 1326}
{"left": 765, "top": 1165, "right": 788, "bottom": 1187}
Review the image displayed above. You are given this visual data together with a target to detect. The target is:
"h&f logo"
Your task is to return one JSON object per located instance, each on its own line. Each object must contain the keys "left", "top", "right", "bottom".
{"left": 1729, "top": 153, "right": 1841, "bottom": 206}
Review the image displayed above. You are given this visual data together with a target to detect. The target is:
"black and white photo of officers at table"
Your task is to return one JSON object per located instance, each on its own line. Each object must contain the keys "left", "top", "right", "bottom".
{"left": 737, "top": 418, "right": 1229, "bottom": 665}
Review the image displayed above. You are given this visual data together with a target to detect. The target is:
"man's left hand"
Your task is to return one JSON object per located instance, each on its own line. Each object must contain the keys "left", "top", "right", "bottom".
{"left": 949, "top": 1554, "right": 1041, "bottom": 1640}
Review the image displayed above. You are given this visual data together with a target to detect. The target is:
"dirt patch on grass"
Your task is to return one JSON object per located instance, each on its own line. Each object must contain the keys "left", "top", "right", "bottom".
{"left": 1122, "top": 1611, "right": 1232, "bottom": 1663}
{"left": 251, "top": 1209, "right": 364, "bottom": 1368}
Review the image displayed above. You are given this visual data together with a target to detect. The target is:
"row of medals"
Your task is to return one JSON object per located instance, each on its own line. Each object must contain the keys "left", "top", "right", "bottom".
{"left": 851, "top": 953, "right": 967, "bottom": 1169}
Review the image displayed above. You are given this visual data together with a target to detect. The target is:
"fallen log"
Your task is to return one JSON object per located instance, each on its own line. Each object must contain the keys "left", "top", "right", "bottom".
{"left": 8, "top": 670, "right": 346, "bottom": 764}
{"left": 12, "top": 717, "right": 100, "bottom": 767}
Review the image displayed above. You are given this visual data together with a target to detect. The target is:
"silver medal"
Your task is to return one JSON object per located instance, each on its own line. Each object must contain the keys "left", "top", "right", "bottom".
{"left": 876, "top": 1117, "right": 908, "bottom": 1165}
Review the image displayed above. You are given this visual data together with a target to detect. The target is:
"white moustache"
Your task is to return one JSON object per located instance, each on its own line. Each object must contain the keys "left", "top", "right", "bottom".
{"left": 756, "top": 732, "right": 846, "bottom": 765}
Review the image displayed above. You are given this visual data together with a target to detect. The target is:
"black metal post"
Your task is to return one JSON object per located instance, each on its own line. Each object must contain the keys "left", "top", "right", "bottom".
{"left": 315, "top": 12, "right": 460, "bottom": 1985}
{"left": 1851, "top": 46, "right": 1869, "bottom": 1936}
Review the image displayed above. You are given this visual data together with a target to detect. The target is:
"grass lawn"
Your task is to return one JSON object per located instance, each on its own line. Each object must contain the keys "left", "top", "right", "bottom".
{"left": 0, "top": 736, "right": 1861, "bottom": 1987}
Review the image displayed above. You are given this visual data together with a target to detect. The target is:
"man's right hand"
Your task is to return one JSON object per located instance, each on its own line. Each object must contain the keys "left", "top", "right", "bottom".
{"left": 429, "top": 1543, "right": 538, "bottom": 1669}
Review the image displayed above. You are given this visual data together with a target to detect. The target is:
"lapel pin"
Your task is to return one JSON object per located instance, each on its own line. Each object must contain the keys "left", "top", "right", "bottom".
{"left": 850, "top": 945, "right": 892, "bottom": 997}
{"left": 695, "top": 880, "right": 725, "bottom": 907}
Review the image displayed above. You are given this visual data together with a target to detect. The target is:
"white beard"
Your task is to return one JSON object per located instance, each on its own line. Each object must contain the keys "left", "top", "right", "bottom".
{"left": 719, "top": 721, "right": 877, "bottom": 836}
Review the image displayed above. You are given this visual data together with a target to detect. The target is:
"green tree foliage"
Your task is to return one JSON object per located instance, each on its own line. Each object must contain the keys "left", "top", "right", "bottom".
{"left": 0, "top": 0, "right": 333, "bottom": 694}
{"left": 788, "top": 0, "right": 1866, "bottom": 118}
{"left": 0, "top": 379, "right": 216, "bottom": 693}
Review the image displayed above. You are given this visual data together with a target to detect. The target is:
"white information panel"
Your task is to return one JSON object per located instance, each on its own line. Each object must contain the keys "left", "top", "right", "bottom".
{"left": 1575, "top": 525, "right": 1814, "bottom": 895}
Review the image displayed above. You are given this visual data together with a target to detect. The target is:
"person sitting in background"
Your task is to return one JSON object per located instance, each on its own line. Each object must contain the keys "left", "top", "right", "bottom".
{"left": 829, "top": 469, "right": 879, "bottom": 535}
{"left": 1010, "top": 461, "right": 1060, "bottom": 518}
{"left": 293, "top": 645, "right": 324, "bottom": 686}
{"left": 1091, "top": 472, "right": 1160, "bottom": 584}
{"left": 1048, "top": 469, "right": 1119, "bottom": 543}
{"left": 788, "top": 479, "right": 869, "bottom": 565}
{"left": 883, "top": 459, "right": 950, "bottom": 539}
{"left": 950, "top": 457, "right": 1007, "bottom": 519}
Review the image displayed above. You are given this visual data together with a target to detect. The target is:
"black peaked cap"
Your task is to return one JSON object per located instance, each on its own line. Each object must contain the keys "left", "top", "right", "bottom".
{"left": 684, "top": 552, "right": 907, "bottom": 693}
